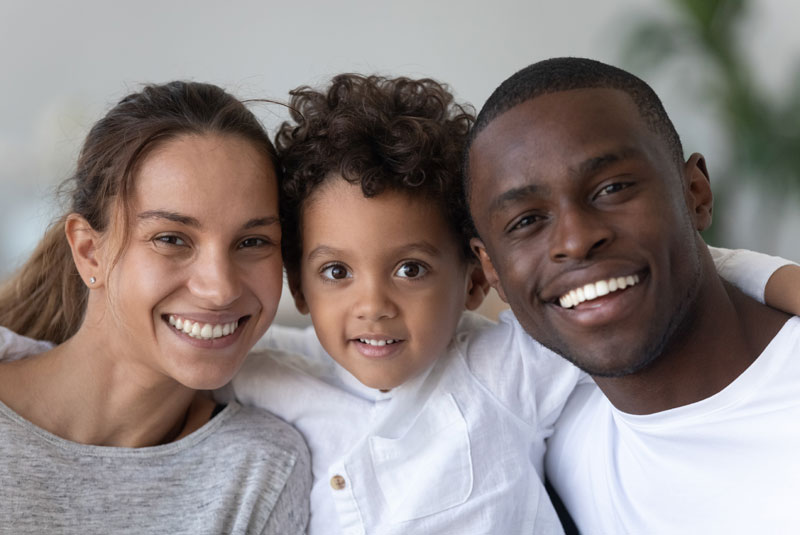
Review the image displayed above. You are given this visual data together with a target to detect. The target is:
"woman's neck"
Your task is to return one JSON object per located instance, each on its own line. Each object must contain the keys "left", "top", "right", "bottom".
{"left": 0, "top": 328, "right": 214, "bottom": 448}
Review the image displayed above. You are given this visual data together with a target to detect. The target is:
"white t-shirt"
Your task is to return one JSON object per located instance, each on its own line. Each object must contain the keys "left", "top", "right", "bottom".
{"left": 222, "top": 311, "right": 583, "bottom": 535}
{"left": 544, "top": 249, "right": 800, "bottom": 534}
{"left": 545, "top": 317, "right": 800, "bottom": 535}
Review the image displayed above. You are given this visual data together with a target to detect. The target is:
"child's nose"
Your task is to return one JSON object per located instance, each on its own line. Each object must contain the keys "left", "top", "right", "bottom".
{"left": 353, "top": 279, "right": 398, "bottom": 321}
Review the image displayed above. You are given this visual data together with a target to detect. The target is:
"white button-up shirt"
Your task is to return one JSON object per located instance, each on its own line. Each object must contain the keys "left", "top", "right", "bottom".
{"left": 224, "top": 311, "right": 582, "bottom": 535}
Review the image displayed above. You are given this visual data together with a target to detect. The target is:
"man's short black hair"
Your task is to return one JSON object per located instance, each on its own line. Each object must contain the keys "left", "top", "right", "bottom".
{"left": 464, "top": 57, "right": 684, "bottom": 205}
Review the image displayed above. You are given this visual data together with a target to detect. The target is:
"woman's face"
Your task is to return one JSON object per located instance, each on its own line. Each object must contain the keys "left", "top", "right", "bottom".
{"left": 101, "top": 133, "right": 282, "bottom": 390}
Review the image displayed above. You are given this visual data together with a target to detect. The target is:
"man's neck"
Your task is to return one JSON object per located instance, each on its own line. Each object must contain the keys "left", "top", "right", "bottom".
{"left": 593, "top": 275, "right": 790, "bottom": 415}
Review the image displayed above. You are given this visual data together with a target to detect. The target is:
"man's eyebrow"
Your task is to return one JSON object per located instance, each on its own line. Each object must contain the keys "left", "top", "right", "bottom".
{"left": 488, "top": 184, "right": 544, "bottom": 215}
{"left": 137, "top": 210, "right": 200, "bottom": 227}
{"left": 575, "top": 147, "right": 643, "bottom": 176}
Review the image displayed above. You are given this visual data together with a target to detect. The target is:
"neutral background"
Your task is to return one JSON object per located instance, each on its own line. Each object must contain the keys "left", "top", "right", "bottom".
{"left": 2, "top": 0, "right": 798, "bottom": 324}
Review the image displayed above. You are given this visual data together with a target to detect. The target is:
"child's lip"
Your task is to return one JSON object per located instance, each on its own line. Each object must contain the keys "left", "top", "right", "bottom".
{"left": 350, "top": 333, "right": 405, "bottom": 343}
{"left": 351, "top": 338, "right": 405, "bottom": 359}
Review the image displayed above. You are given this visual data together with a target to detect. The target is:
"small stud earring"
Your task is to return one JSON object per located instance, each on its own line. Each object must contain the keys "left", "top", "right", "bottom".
{"left": 89, "top": 276, "right": 96, "bottom": 285}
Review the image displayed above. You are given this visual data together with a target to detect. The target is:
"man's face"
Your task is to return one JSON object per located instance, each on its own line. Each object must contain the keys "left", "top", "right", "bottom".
{"left": 468, "top": 88, "right": 711, "bottom": 376}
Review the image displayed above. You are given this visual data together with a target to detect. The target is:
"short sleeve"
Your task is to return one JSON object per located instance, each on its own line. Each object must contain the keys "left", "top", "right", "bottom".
{"left": 710, "top": 246, "right": 797, "bottom": 303}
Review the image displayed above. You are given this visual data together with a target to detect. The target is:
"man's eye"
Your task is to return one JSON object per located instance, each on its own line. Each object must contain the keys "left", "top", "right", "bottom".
{"left": 596, "top": 182, "right": 630, "bottom": 198}
{"left": 395, "top": 262, "right": 428, "bottom": 279}
{"left": 154, "top": 235, "right": 186, "bottom": 247}
{"left": 321, "top": 264, "right": 351, "bottom": 280}
{"left": 510, "top": 214, "right": 541, "bottom": 232}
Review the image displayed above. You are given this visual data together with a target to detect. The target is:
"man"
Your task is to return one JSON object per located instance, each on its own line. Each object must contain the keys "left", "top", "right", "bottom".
{"left": 464, "top": 57, "right": 800, "bottom": 533}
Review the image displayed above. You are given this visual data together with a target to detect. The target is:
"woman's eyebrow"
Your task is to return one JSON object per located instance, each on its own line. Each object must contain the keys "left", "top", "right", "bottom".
{"left": 242, "top": 216, "right": 279, "bottom": 230}
{"left": 137, "top": 211, "right": 278, "bottom": 230}
{"left": 137, "top": 210, "right": 200, "bottom": 227}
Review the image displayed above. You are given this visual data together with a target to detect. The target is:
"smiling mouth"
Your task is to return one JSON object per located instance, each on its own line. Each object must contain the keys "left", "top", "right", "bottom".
{"left": 357, "top": 338, "right": 401, "bottom": 347}
{"left": 166, "top": 314, "right": 249, "bottom": 340}
{"left": 558, "top": 274, "right": 641, "bottom": 309}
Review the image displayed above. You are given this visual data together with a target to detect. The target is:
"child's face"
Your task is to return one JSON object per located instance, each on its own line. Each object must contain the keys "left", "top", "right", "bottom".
{"left": 294, "top": 178, "right": 484, "bottom": 390}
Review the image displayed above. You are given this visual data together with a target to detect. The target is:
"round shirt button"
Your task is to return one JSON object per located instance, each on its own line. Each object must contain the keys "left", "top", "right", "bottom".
{"left": 330, "top": 475, "right": 346, "bottom": 490}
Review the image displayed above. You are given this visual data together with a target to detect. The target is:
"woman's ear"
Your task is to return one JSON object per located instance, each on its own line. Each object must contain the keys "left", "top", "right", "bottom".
{"left": 464, "top": 262, "right": 491, "bottom": 311}
{"left": 65, "top": 214, "right": 104, "bottom": 288}
{"left": 471, "top": 237, "right": 508, "bottom": 303}
{"left": 684, "top": 153, "right": 713, "bottom": 231}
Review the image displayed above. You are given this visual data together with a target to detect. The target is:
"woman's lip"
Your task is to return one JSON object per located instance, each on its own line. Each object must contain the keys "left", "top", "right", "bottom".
{"left": 162, "top": 312, "right": 246, "bottom": 324}
{"left": 164, "top": 315, "right": 250, "bottom": 349}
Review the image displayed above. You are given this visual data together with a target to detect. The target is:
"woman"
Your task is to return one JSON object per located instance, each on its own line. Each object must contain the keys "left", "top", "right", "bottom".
{"left": 0, "top": 81, "right": 310, "bottom": 534}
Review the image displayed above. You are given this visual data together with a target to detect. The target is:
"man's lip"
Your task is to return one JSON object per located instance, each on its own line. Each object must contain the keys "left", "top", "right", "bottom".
{"left": 541, "top": 264, "right": 648, "bottom": 303}
{"left": 548, "top": 270, "right": 650, "bottom": 328}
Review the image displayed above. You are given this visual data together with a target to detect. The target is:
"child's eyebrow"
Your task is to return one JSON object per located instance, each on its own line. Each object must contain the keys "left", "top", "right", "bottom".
{"left": 306, "top": 241, "right": 442, "bottom": 262}
{"left": 393, "top": 241, "right": 442, "bottom": 257}
{"left": 306, "top": 245, "right": 341, "bottom": 263}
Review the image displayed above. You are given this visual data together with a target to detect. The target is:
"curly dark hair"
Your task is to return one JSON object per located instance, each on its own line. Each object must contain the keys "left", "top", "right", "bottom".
{"left": 276, "top": 73, "right": 476, "bottom": 285}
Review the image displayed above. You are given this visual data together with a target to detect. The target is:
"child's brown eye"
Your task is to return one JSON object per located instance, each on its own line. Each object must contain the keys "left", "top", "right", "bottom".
{"left": 321, "top": 263, "right": 351, "bottom": 281}
{"left": 395, "top": 262, "right": 428, "bottom": 279}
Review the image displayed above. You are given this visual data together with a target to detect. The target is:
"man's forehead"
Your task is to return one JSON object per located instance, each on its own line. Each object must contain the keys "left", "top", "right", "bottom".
{"left": 470, "top": 88, "right": 654, "bottom": 173}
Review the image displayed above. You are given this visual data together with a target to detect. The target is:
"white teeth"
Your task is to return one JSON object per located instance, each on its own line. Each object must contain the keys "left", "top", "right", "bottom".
{"left": 200, "top": 324, "right": 213, "bottom": 339}
{"left": 558, "top": 274, "right": 641, "bottom": 309}
{"left": 595, "top": 280, "right": 610, "bottom": 297}
{"left": 168, "top": 315, "right": 240, "bottom": 340}
{"left": 358, "top": 338, "right": 399, "bottom": 346}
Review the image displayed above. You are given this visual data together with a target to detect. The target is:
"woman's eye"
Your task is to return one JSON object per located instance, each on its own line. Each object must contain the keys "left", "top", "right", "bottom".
{"left": 239, "top": 237, "right": 268, "bottom": 249}
{"left": 395, "top": 262, "right": 428, "bottom": 279}
{"left": 321, "top": 264, "right": 351, "bottom": 280}
{"left": 154, "top": 235, "right": 186, "bottom": 247}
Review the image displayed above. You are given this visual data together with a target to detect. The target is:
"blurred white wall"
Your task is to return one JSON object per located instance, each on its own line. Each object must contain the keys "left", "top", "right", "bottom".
{"left": 1, "top": 0, "right": 798, "bottom": 325}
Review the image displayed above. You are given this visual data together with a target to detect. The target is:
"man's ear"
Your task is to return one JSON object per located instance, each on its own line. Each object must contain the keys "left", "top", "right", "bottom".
{"left": 464, "top": 262, "right": 491, "bottom": 311}
{"left": 65, "top": 213, "right": 104, "bottom": 288}
{"left": 684, "top": 153, "right": 713, "bottom": 231}
{"left": 470, "top": 237, "right": 508, "bottom": 303}
{"left": 287, "top": 272, "right": 309, "bottom": 315}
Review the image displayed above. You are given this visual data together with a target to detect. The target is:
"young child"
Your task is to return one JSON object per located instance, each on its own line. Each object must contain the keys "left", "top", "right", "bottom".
{"left": 219, "top": 74, "right": 800, "bottom": 534}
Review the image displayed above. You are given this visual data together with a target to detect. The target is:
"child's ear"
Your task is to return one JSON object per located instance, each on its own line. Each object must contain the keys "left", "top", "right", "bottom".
{"left": 464, "top": 262, "right": 490, "bottom": 311}
{"left": 684, "top": 153, "right": 713, "bottom": 231}
{"left": 470, "top": 237, "right": 508, "bottom": 303}
{"left": 287, "top": 272, "right": 310, "bottom": 315}
{"left": 65, "top": 213, "right": 104, "bottom": 288}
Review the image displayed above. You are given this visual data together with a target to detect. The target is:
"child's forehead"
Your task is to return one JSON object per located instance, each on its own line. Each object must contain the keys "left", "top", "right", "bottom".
{"left": 304, "top": 176, "right": 444, "bottom": 222}
{"left": 301, "top": 178, "right": 459, "bottom": 254}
